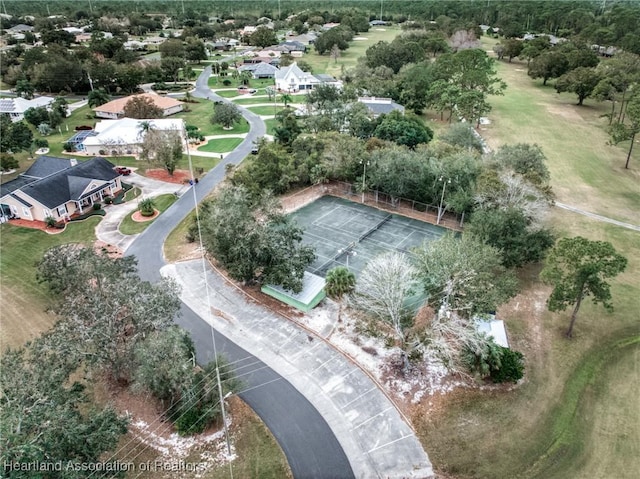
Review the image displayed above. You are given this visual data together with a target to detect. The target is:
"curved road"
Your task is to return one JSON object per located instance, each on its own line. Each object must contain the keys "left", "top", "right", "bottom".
{"left": 126, "top": 67, "right": 354, "bottom": 478}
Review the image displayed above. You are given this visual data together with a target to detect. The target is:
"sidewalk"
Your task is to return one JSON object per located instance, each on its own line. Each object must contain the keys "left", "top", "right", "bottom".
{"left": 162, "top": 260, "right": 434, "bottom": 479}
{"left": 95, "top": 173, "right": 187, "bottom": 252}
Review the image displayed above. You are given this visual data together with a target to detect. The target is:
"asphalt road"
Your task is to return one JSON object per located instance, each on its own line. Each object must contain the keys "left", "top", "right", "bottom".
{"left": 126, "top": 67, "right": 354, "bottom": 479}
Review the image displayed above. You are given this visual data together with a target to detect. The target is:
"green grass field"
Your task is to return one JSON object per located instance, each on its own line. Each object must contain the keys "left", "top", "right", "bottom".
{"left": 174, "top": 99, "right": 249, "bottom": 136}
{"left": 303, "top": 26, "right": 401, "bottom": 76}
{"left": 417, "top": 39, "right": 640, "bottom": 479}
{"left": 119, "top": 194, "right": 177, "bottom": 235}
{"left": 265, "top": 118, "right": 277, "bottom": 135}
{"left": 197, "top": 137, "right": 244, "bottom": 153}
{"left": 0, "top": 218, "right": 101, "bottom": 349}
{"left": 246, "top": 105, "right": 288, "bottom": 116}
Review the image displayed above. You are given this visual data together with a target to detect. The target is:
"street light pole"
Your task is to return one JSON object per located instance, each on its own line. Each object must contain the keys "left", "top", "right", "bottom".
{"left": 437, "top": 177, "right": 450, "bottom": 225}
{"left": 360, "top": 160, "right": 370, "bottom": 203}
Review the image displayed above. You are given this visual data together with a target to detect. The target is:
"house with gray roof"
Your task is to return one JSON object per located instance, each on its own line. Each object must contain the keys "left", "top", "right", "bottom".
{"left": 239, "top": 61, "right": 279, "bottom": 79}
{"left": 0, "top": 156, "right": 124, "bottom": 223}
{"left": 357, "top": 97, "right": 405, "bottom": 118}
{"left": 275, "top": 62, "right": 341, "bottom": 92}
{"left": 0, "top": 96, "right": 55, "bottom": 122}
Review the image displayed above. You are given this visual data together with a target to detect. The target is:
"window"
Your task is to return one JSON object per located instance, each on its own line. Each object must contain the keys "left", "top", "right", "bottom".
{"left": 43, "top": 209, "right": 51, "bottom": 218}
{"left": 22, "top": 207, "right": 30, "bottom": 217}
{"left": 10, "top": 205, "right": 17, "bottom": 215}
{"left": 57, "top": 205, "right": 67, "bottom": 216}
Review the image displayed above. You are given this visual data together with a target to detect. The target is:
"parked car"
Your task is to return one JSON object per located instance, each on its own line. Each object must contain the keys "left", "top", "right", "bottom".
{"left": 115, "top": 166, "right": 132, "bottom": 175}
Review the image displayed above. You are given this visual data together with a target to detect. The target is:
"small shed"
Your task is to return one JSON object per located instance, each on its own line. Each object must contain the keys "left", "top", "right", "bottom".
{"left": 261, "top": 272, "right": 326, "bottom": 312}
{"left": 475, "top": 316, "right": 509, "bottom": 348}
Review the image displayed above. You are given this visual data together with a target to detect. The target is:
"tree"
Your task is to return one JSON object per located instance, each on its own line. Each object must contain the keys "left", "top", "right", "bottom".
{"left": 608, "top": 93, "right": 640, "bottom": 169}
{"left": 330, "top": 44, "right": 341, "bottom": 64}
{"left": 0, "top": 116, "right": 33, "bottom": 153}
{"left": 374, "top": 111, "right": 433, "bottom": 149}
{"left": 15, "top": 79, "right": 34, "bottom": 99}
{"left": 0, "top": 153, "right": 19, "bottom": 171}
{"left": 413, "top": 234, "right": 519, "bottom": 317}
{"left": 468, "top": 207, "right": 555, "bottom": 268}
{"left": 350, "top": 252, "right": 418, "bottom": 344}
{"left": 502, "top": 38, "right": 524, "bottom": 62}
{"left": 439, "top": 122, "right": 484, "bottom": 153}
{"left": 198, "top": 186, "right": 315, "bottom": 292}
{"left": 159, "top": 38, "right": 185, "bottom": 58}
{"left": 161, "top": 56, "right": 186, "bottom": 83}
{"left": 36, "top": 245, "right": 181, "bottom": 380}
{"left": 154, "top": 130, "right": 183, "bottom": 176}
{"left": 184, "top": 37, "right": 207, "bottom": 63}
{"left": 87, "top": 88, "right": 111, "bottom": 108}
{"left": 1, "top": 336, "right": 128, "bottom": 475}
{"left": 448, "top": 30, "right": 480, "bottom": 52}
{"left": 211, "top": 102, "right": 242, "bottom": 129}
{"left": 249, "top": 26, "right": 278, "bottom": 48}
{"left": 23, "top": 106, "right": 50, "bottom": 128}
{"left": 274, "top": 108, "right": 302, "bottom": 147}
{"left": 528, "top": 51, "right": 570, "bottom": 86}
{"left": 555, "top": 67, "right": 602, "bottom": 106}
{"left": 315, "top": 26, "right": 352, "bottom": 55}
{"left": 541, "top": 237, "right": 627, "bottom": 338}
{"left": 325, "top": 266, "right": 356, "bottom": 300}
{"left": 123, "top": 95, "right": 163, "bottom": 119}
{"left": 491, "top": 143, "right": 551, "bottom": 188}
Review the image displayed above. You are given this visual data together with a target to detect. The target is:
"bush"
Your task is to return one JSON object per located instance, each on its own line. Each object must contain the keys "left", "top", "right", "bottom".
{"left": 92, "top": 203, "right": 102, "bottom": 211}
{"left": 490, "top": 348, "right": 525, "bottom": 384}
{"left": 98, "top": 149, "right": 107, "bottom": 156}
{"left": 33, "top": 138, "right": 49, "bottom": 148}
{"left": 104, "top": 196, "right": 113, "bottom": 205}
{"left": 139, "top": 198, "right": 156, "bottom": 217}
{"left": 63, "top": 142, "right": 76, "bottom": 152}
{"left": 45, "top": 216, "right": 57, "bottom": 228}
{"left": 222, "top": 79, "right": 232, "bottom": 86}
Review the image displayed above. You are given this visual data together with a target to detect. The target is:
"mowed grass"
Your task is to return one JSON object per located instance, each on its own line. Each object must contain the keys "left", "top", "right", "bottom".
{"left": 303, "top": 26, "right": 401, "bottom": 76}
{"left": 174, "top": 98, "right": 248, "bottom": 136}
{"left": 197, "top": 137, "right": 244, "bottom": 153}
{"left": 0, "top": 218, "right": 101, "bottom": 349}
{"left": 246, "top": 105, "right": 289, "bottom": 116}
{"left": 480, "top": 49, "right": 639, "bottom": 224}
{"left": 119, "top": 194, "right": 177, "bottom": 235}
{"left": 418, "top": 40, "right": 640, "bottom": 479}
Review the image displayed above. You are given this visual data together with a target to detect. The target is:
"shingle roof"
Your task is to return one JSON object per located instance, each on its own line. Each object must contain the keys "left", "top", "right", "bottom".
{"left": 358, "top": 97, "right": 405, "bottom": 116}
{"left": 22, "top": 156, "right": 73, "bottom": 179}
{"left": 93, "top": 93, "right": 184, "bottom": 115}
{"left": 15, "top": 157, "right": 119, "bottom": 209}
{"left": 10, "top": 193, "right": 33, "bottom": 207}
{"left": 0, "top": 176, "right": 37, "bottom": 196}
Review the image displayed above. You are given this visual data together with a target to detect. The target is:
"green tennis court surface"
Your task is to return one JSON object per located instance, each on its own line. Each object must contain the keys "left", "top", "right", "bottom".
{"left": 289, "top": 195, "right": 447, "bottom": 277}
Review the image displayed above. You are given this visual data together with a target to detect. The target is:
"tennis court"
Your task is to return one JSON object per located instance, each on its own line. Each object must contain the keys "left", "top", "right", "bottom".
{"left": 289, "top": 196, "right": 447, "bottom": 277}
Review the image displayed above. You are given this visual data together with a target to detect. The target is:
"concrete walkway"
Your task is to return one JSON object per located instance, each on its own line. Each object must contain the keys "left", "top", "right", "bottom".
{"left": 162, "top": 260, "right": 434, "bottom": 479}
{"left": 95, "top": 173, "right": 187, "bottom": 251}
{"left": 555, "top": 202, "right": 640, "bottom": 232}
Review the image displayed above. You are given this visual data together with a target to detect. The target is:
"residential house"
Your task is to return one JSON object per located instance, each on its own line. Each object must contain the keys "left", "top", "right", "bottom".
{"left": 93, "top": 93, "right": 184, "bottom": 120}
{"left": 239, "top": 62, "right": 279, "bottom": 79}
{"left": 6, "top": 24, "right": 34, "bottom": 34}
{"left": 273, "top": 41, "right": 306, "bottom": 56}
{"left": 369, "top": 20, "right": 389, "bottom": 26}
{"left": 357, "top": 97, "right": 405, "bottom": 118}
{"left": 0, "top": 156, "right": 124, "bottom": 223}
{"left": 275, "top": 62, "right": 340, "bottom": 92}
{"left": 81, "top": 118, "right": 185, "bottom": 156}
{"left": 286, "top": 33, "right": 317, "bottom": 45}
{"left": 0, "top": 96, "right": 55, "bottom": 122}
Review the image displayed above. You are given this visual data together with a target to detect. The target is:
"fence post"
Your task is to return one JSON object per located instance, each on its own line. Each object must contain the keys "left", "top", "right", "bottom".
{"left": 460, "top": 211, "right": 465, "bottom": 227}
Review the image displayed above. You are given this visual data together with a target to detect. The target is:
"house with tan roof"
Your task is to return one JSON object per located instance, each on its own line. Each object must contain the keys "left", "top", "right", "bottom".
{"left": 93, "top": 93, "right": 184, "bottom": 120}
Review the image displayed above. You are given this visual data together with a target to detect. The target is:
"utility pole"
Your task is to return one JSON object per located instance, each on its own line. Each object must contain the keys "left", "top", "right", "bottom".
{"left": 380, "top": 0, "right": 383, "bottom": 21}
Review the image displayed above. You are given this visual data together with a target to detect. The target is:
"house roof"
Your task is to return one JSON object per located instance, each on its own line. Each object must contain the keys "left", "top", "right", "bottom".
{"left": 83, "top": 118, "right": 184, "bottom": 147}
{"left": 475, "top": 317, "right": 509, "bottom": 348}
{"left": 275, "top": 62, "right": 320, "bottom": 85}
{"left": 13, "top": 157, "right": 119, "bottom": 209}
{"left": 7, "top": 24, "right": 34, "bottom": 33}
{"left": 0, "top": 176, "right": 37, "bottom": 196}
{"left": 240, "top": 62, "right": 278, "bottom": 76}
{"left": 93, "top": 93, "right": 184, "bottom": 115}
{"left": 22, "top": 156, "right": 73, "bottom": 179}
{"left": 357, "top": 97, "right": 405, "bottom": 116}
{"left": 0, "top": 96, "right": 55, "bottom": 115}
{"left": 10, "top": 193, "right": 33, "bottom": 207}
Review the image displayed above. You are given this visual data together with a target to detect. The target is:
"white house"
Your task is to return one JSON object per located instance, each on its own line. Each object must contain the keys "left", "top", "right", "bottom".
{"left": 81, "top": 118, "right": 185, "bottom": 156}
{"left": 275, "top": 62, "right": 340, "bottom": 92}
{"left": 0, "top": 96, "right": 55, "bottom": 122}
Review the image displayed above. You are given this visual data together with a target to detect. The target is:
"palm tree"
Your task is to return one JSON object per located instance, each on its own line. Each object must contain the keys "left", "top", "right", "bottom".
{"left": 87, "top": 89, "right": 111, "bottom": 108}
{"left": 325, "top": 266, "right": 356, "bottom": 322}
{"left": 281, "top": 93, "right": 293, "bottom": 107}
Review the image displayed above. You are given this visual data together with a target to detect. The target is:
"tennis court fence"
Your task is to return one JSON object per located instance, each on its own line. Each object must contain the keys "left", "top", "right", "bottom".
{"left": 284, "top": 181, "right": 465, "bottom": 230}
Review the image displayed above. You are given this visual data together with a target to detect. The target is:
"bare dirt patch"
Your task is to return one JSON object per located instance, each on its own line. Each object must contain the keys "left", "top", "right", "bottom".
{"left": 146, "top": 169, "right": 192, "bottom": 185}
{"left": 93, "top": 240, "right": 123, "bottom": 259}
{"left": 545, "top": 104, "right": 583, "bottom": 121}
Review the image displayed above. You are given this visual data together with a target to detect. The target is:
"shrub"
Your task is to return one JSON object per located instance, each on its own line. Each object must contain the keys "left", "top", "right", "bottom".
{"left": 45, "top": 216, "right": 57, "bottom": 228}
{"left": 490, "top": 348, "right": 525, "bottom": 384}
{"left": 92, "top": 203, "right": 101, "bottom": 211}
{"left": 222, "top": 79, "right": 232, "bottom": 86}
{"left": 33, "top": 138, "right": 49, "bottom": 148}
{"left": 98, "top": 149, "right": 106, "bottom": 156}
{"left": 104, "top": 196, "right": 113, "bottom": 204}
{"left": 139, "top": 198, "right": 155, "bottom": 217}
{"left": 63, "top": 142, "right": 76, "bottom": 152}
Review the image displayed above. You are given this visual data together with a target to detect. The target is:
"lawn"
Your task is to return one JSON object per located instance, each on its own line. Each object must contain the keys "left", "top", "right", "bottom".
{"left": 0, "top": 218, "right": 101, "bottom": 349}
{"left": 246, "top": 105, "right": 289, "bottom": 116}
{"left": 197, "top": 137, "right": 244, "bottom": 153}
{"left": 303, "top": 26, "right": 401, "bottom": 76}
{"left": 416, "top": 38, "right": 640, "bottom": 479}
{"left": 119, "top": 194, "right": 177, "bottom": 235}
{"left": 265, "top": 118, "right": 277, "bottom": 135}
